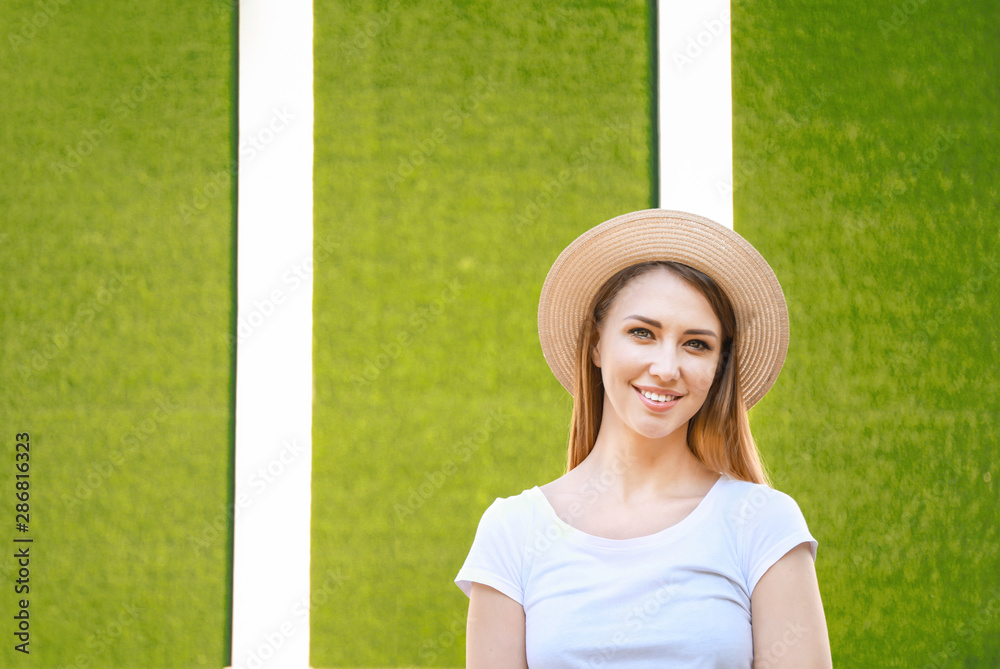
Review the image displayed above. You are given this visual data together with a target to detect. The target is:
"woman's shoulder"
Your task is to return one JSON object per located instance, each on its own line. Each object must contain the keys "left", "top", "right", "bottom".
{"left": 477, "top": 486, "right": 545, "bottom": 526}
{"left": 710, "top": 476, "right": 811, "bottom": 528}
{"left": 457, "top": 487, "right": 544, "bottom": 600}
{"left": 710, "top": 477, "right": 818, "bottom": 593}
{"left": 712, "top": 474, "right": 803, "bottom": 503}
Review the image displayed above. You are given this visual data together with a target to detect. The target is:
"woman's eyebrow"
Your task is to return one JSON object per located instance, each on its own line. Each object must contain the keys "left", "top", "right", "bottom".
{"left": 684, "top": 328, "right": 719, "bottom": 338}
{"left": 623, "top": 314, "right": 661, "bottom": 328}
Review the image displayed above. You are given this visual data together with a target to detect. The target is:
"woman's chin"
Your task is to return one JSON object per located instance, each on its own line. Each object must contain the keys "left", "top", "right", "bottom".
{"left": 627, "top": 417, "right": 690, "bottom": 443}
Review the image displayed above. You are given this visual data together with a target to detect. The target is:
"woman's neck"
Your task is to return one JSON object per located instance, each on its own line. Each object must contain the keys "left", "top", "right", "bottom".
{"left": 579, "top": 416, "right": 718, "bottom": 502}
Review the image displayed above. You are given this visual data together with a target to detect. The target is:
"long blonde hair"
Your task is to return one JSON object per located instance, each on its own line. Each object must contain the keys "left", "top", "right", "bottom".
{"left": 567, "top": 261, "right": 770, "bottom": 485}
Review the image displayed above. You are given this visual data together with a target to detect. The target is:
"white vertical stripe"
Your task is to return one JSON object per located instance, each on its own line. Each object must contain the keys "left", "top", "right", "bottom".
{"left": 231, "top": 1, "right": 314, "bottom": 668}
{"left": 658, "top": 0, "right": 734, "bottom": 229}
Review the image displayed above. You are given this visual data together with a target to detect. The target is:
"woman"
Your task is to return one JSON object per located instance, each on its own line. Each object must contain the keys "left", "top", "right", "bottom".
{"left": 456, "top": 210, "right": 832, "bottom": 668}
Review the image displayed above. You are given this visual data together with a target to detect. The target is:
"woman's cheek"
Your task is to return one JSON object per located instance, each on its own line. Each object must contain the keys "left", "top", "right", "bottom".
{"left": 694, "top": 359, "right": 718, "bottom": 391}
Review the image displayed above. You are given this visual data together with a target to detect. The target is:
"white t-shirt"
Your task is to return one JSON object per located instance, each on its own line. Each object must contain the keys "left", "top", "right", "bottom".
{"left": 455, "top": 475, "right": 817, "bottom": 668}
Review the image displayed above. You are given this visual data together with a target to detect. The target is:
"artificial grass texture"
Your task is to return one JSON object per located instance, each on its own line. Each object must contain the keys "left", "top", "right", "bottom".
{"left": 312, "top": 1, "right": 650, "bottom": 665}
{"left": 732, "top": 1, "right": 999, "bottom": 666}
{"left": 0, "top": 1, "right": 234, "bottom": 667}
{"left": 314, "top": 1, "right": 998, "bottom": 667}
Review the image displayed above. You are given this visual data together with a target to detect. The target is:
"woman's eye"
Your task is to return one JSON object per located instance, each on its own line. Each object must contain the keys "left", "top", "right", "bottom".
{"left": 628, "top": 327, "right": 653, "bottom": 339}
{"left": 686, "top": 339, "right": 711, "bottom": 351}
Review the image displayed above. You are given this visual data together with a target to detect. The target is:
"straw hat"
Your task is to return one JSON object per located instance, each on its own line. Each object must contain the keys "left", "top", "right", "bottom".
{"left": 537, "top": 209, "right": 788, "bottom": 408}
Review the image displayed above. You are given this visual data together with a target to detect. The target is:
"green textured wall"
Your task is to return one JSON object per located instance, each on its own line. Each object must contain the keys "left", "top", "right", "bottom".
{"left": 312, "top": 1, "right": 651, "bottom": 665}
{"left": 732, "top": 2, "right": 1000, "bottom": 666}
{"left": 0, "top": 1, "right": 234, "bottom": 667}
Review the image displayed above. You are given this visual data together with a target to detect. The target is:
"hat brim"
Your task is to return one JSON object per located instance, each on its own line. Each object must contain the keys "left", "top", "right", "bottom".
{"left": 537, "top": 209, "right": 788, "bottom": 408}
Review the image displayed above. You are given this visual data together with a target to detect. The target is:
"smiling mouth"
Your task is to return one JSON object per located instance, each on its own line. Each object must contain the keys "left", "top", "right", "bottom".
{"left": 636, "top": 388, "right": 681, "bottom": 403}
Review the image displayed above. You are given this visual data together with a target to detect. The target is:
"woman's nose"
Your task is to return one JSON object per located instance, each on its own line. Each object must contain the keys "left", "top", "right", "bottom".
{"left": 648, "top": 345, "right": 680, "bottom": 381}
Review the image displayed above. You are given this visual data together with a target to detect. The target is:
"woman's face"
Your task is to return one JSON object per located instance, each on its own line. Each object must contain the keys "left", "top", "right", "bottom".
{"left": 592, "top": 268, "right": 723, "bottom": 443}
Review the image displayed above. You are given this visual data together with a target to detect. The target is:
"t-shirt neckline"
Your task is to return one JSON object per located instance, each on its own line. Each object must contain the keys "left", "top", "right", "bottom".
{"left": 531, "top": 475, "right": 727, "bottom": 550}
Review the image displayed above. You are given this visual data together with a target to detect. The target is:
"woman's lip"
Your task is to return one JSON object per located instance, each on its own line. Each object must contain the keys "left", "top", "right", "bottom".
{"left": 633, "top": 384, "right": 683, "bottom": 396}
{"left": 633, "top": 386, "right": 681, "bottom": 411}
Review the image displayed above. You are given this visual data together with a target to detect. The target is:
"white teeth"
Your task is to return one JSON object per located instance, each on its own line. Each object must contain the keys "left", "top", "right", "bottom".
{"left": 642, "top": 391, "right": 677, "bottom": 403}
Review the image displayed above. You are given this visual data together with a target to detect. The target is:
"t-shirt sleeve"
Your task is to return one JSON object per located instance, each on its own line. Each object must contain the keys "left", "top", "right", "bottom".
{"left": 738, "top": 487, "right": 818, "bottom": 595}
{"left": 455, "top": 495, "right": 527, "bottom": 604}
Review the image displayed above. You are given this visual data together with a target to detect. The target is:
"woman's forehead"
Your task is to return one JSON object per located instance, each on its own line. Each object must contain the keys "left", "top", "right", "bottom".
{"left": 608, "top": 268, "right": 720, "bottom": 326}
